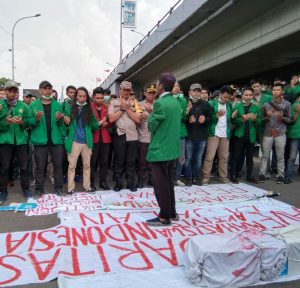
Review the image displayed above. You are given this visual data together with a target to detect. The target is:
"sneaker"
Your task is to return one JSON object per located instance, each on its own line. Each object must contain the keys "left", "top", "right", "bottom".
{"left": 90, "top": 185, "right": 97, "bottom": 192}
{"left": 84, "top": 187, "right": 95, "bottom": 192}
{"left": 23, "top": 190, "right": 33, "bottom": 198}
{"left": 246, "top": 177, "right": 258, "bottom": 184}
{"left": 175, "top": 180, "right": 185, "bottom": 187}
{"left": 202, "top": 179, "right": 209, "bottom": 186}
{"left": 192, "top": 179, "right": 202, "bottom": 186}
{"left": 54, "top": 188, "right": 63, "bottom": 196}
{"left": 171, "top": 213, "right": 180, "bottom": 221}
{"left": 185, "top": 179, "right": 193, "bottom": 187}
{"left": 146, "top": 217, "right": 171, "bottom": 226}
{"left": 276, "top": 176, "right": 284, "bottom": 184}
{"left": 283, "top": 178, "right": 291, "bottom": 184}
{"left": 265, "top": 173, "right": 271, "bottom": 179}
{"left": 258, "top": 174, "right": 265, "bottom": 183}
{"left": 0, "top": 191, "right": 8, "bottom": 204}
{"left": 49, "top": 175, "right": 55, "bottom": 185}
{"left": 230, "top": 176, "right": 239, "bottom": 184}
{"left": 30, "top": 180, "right": 36, "bottom": 187}
{"left": 220, "top": 177, "right": 231, "bottom": 184}
{"left": 66, "top": 190, "right": 74, "bottom": 195}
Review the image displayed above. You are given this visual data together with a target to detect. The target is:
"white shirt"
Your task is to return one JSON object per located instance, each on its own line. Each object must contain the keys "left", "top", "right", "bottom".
{"left": 215, "top": 102, "right": 227, "bottom": 137}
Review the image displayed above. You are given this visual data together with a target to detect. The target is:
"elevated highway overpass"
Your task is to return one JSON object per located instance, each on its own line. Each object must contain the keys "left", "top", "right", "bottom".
{"left": 102, "top": 0, "right": 300, "bottom": 95}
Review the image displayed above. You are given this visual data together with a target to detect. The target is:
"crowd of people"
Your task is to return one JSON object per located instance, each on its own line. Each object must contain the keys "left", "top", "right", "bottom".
{"left": 0, "top": 73, "right": 300, "bottom": 207}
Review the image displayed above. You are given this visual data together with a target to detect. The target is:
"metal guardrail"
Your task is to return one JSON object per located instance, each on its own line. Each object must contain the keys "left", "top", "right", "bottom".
{"left": 102, "top": 0, "right": 184, "bottom": 87}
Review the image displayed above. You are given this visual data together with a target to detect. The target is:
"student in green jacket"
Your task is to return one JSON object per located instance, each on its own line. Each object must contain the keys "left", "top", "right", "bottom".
{"left": 202, "top": 85, "right": 233, "bottom": 185}
{"left": 146, "top": 73, "right": 181, "bottom": 226}
{"left": 28, "top": 80, "right": 65, "bottom": 196}
{"left": 172, "top": 81, "right": 188, "bottom": 187}
{"left": 284, "top": 96, "right": 300, "bottom": 183}
{"left": 0, "top": 80, "right": 32, "bottom": 203}
{"left": 63, "top": 87, "right": 99, "bottom": 194}
{"left": 230, "top": 87, "right": 262, "bottom": 184}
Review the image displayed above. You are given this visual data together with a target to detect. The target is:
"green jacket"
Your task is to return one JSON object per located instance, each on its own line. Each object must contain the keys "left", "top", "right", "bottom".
{"left": 253, "top": 92, "right": 272, "bottom": 105}
{"left": 147, "top": 93, "right": 181, "bottom": 162}
{"left": 208, "top": 98, "right": 233, "bottom": 139}
{"left": 285, "top": 85, "right": 300, "bottom": 103}
{"left": 233, "top": 102, "right": 262, "bottom": 144}
{"left": 176, "top": 97, "right": 188, "bottom": 138}
{"left": 287, "top": 100, "right": 300, "bottom": 138}
{"left": 0, "top": 100, "right": 29, "bottom": 145}
{"left": 0, "top": 99, "right": 8, "bottom": 131}
{"left": 27, "top": 99, "right": 64, "bottom": 145}
{"left": 64, "top": 102, "right": 99, "bottom": 153}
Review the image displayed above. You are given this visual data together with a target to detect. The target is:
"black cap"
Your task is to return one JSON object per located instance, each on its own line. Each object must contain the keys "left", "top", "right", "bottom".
{"left": 39, "top": 80, "right": 53, "bottom": 89}
{"left": 24, "top": 91, "right": 33, "bottom": 97}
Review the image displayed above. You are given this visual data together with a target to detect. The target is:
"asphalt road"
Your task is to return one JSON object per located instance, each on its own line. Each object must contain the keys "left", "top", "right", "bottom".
{"left": 1, "top": 160, "right": 300, "bottom": 288}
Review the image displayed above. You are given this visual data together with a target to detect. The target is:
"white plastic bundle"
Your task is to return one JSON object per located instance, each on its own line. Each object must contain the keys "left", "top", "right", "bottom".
{"left": 241, "top": 230, "right": 288, "bottom": 281}
{"left": 183, "top": 233, "right": 261, "bottom": 287}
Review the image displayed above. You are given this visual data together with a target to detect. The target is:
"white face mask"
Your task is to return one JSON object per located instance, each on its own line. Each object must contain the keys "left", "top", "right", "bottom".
{"left": 42, "top": 95, "right": 53, "bottom": 100}
{"left": 76, "top": 101, "right": 87, "bottom": 106}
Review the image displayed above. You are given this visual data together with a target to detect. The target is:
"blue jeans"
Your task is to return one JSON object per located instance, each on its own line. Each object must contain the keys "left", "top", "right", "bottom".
{"left": 285, "top": 139, "right": 300, "bottom": 181}
{"left": 184, "top": 139, "right": 206, "bottom": 180}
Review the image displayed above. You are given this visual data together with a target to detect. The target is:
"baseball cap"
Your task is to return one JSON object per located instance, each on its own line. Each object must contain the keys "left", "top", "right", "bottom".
{"left": 120, "top": 81, "right": 132, "bottom": 90}
{"left": 39, "top": 80, "right": 53, "bottom": 89}
{"left": 145, "top": 84, "right": 156, "bottom": 93}
{"left": 24, "top": 91, "right": 33, "bottom": 97}
{"left": 189, "top": 83, "right": 202, "bottom": 90}
{"left": 4, "top": 80, "right": 19, "bottom": 90}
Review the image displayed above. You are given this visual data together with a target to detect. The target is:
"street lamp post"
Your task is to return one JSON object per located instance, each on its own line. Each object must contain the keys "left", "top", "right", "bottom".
{"left": 11, "top": 14, "right": 41, "bottom": 80}
{"left": 130, "top": 29, "right": 145, "bottom": 37}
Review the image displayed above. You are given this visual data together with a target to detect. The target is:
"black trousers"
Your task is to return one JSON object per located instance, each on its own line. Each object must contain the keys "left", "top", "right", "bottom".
{"left": 0, "top": 144, "right": 29, "bottom": 193}
{"left": 34, "top": 144, "right": 63, "bottom": 192}
{"left": 113, "top": 134, "right": 137, "bottom": 185}
{"left": 231, "top": 137, "right": 254, "bottom": 179}
{"left": 90, "top": 139, "right": 110, "bottom": 184}
{"left": 137, "top": 142, "right": 151, "bottom": 181}
{"left": 151, "top": 160, "right": 176, "bottom": 220}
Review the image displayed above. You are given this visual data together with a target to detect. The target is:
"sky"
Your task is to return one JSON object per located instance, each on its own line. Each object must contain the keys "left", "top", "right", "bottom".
{"left": 0, "top": 0, "right": 177, "bottom": 96}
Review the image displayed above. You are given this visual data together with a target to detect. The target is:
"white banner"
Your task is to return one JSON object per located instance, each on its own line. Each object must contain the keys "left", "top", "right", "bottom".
{"left": 26, "top": 183, "right": 266, "bottom": 216}
{"left": 1, "top": 197, "right": 300, "bottom": 286}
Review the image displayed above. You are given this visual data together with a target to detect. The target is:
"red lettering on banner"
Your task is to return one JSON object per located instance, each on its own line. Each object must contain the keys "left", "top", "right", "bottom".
{"left": 140, "top": 238, "right": 178, "bottom": 266}
{"left": 36, "top": 230, "right": 57, "bottom": 251}
{"left": 28, "top": 248, "right": 61, "bottom": 280}
{"left": 96, "top": 245, "right": 111, "bottom": 272}
{"left": 110, "top": 242, "right": 153, "bottom": 270}
{"left": 140, "top": 222, "right": 158, "bottom": 239}
{"left": 6, "top": 232, "right": 30, "bottom": 254}
{"left": 87, "top": 227, "right": 106, "bottom": 244}
{"left": 179, "top": 238, "right": 189, "bottom": 252}
{"left": 71, "top": 228, "right": 88, "bottom": 246}
{"left": 106, "top": 213, "right": 130, "bottom": 224}
{"left": 60, "top": 247, "right": 95, "bottom": 276}
{"left": 28, "top": 232, "right": 37, "bottom": 252}
{"left": 271, "top": 210, "right": 300, "bottom": 225}
{"left": 123, "top": 223, "right": 152, "bottom": 241}
{"left": 79, "top": 213, "right": 99, "bottom": 226}
{"left": 105, "top": 224, "right": 129, "bottom": 242}
{"left": 57, "top": 226, "right": 71, "bottom": 246}
{"left": 0, "top": 255, "right": 25, "bottom": 285}
{"left": 155, "top": 228, "right": 172, "bottom": 238}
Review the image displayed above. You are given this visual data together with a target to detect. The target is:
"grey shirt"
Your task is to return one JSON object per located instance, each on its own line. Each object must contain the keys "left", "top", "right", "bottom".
{"left": 262, "top": 99, "right": 292, "bottom": 136}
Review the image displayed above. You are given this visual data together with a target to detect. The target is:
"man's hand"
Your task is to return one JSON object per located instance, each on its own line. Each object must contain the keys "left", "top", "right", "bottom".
{"left": 6, "top": 116, "right": 16, "bottom": 124}
{"left": 295, "top": 104, "right": 300, "bottom": 113}
{"left": 63, "top": 115, "right": 71, "bottom": 125}
{"left": 14, "top": 116, "right": 23, "bottom": 125}
{"left": 36, "top": 111, "right": 44, "bottom": 121}
{"left": 55, "top": 111, "right": 64, "bottom": 121}
{"left": 274, "top": 111, "right": 283, "bottom": 121}
{"left": 144, "top": 103, "right": 153, "bottom": 113}
{"left": 266, "top": 110, "right": 273, "bottom": 117}
{"left": 199, "top": 115, "right": 206, "bottom": 123}
{"left": 248, "top": 113, "right": 257, "bottom": 121}
{"left": 231, "top": 110, "right": 238, "bottom": 119}
{"left": 0, "top": 104, "right": 2, "bottom": 111}
{"left": 217, "top": 109, "right": 226, "bottom": 117}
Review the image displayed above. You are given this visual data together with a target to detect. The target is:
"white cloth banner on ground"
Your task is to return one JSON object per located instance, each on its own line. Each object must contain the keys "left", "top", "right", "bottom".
{"left": 1, "top": 197, "right": 300, "bottom": 286}
{"left": 26, "top": 183, "right": 266, "bottom": 216}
